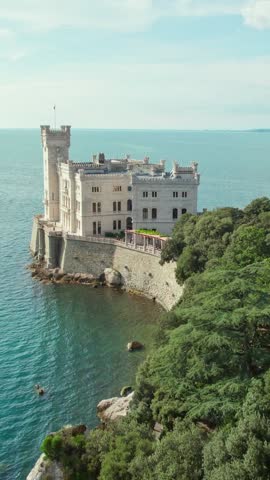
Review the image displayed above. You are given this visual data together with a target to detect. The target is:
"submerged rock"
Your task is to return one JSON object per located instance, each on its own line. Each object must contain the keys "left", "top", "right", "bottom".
{"left": 97, "top": 392, "right": 134, "bottom": 422}
{"left": 104, "top": 268, "right": 122, "bottom": 287}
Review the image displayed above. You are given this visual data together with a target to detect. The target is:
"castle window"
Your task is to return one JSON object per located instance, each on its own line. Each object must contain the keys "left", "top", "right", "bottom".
{"left": 98, "top": 221, "right": 101, "bottom": 234}
{"left": 92, "top": 186, "right": 100, "bottom": 193}
{"left": 118, "top": 201, "right": 121, "bottom": 212}
{"left": 93, "top": 222, "right": 97, "bottom": 235}
{"left": 113, "top": 201, "right": 117, "bottom": 212}
{"left": 92, "top": 202, "right": 96, "bottom": 213}
{"left": 152, "top": 191, "right": 157, "bottom": 198}
{"left": 143, "top": 191, "right": 148, "bottom": 198}
{"left": 113, "top": 186, "right": 122, "bottom": 192}
{"left": 97, "top": 202, "right": 101, "bottom": 213}
{"left": 52, "top": 192, "right": 55, "bottom": 201}
{"left": 113, "top": 220, "right": 117, "bottom": 230}
{"left": 118, "top": 220, "right": 121, "bottom": 229}
{"left": 173, "top": 208, "right": 178, "bottom": 219}
{"left": 127, "top": 199, "right": 132, "bottom": 211}
{"left": 126, "top": 217, "right": 133, "bottom": 230}
{"left": 128, "top": 186, "right": 132, "bottom": 191}
{"left": 152, "top": 208, "right": 157, "bottom": 219}
{"left": 182, "top": 191, "right": 187, "bottom": 198}
{"left": 182, "top": 208, "right": 187, "bottom": 214}
{"left": 173, "top": 192, "right": 178, "bottom": 198}
{"left": 143, "top": 208, "right": 148, "bottom": 220}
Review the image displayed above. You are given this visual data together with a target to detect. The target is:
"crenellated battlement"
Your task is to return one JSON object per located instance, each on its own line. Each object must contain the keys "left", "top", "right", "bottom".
{"left": 40, "top": 125, "right": 71, "bottom": 148}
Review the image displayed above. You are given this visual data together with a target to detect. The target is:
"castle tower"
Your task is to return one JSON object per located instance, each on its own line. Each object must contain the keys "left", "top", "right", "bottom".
{"left": 41, "top": 125, "right": 71, "bottom": 222}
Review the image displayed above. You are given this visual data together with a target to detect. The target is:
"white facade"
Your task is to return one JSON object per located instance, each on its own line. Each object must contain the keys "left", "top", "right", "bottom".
{"left": 41, "top": 125, "right": 200, "bottom": 236}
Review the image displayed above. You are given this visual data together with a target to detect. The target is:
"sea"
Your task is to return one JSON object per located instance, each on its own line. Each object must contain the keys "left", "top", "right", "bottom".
{"left": 0, "top": 129, "right": 270, "bottom": 479}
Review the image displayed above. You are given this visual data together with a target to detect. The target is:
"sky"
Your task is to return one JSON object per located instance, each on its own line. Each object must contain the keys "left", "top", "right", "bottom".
{"left": 0, "top": 0, "right": 270, "bottom": 129}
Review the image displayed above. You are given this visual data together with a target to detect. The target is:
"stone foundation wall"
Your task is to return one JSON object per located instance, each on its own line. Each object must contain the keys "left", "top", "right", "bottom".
{"left": 30, "top": 221, "right": 183, "bottom": 310}
{"left": 30, "top": 217, "right": 40, "bottom": 256}
{"left": 113, "top": 246, "right": 182, "bottom": 310}
{"left": 60, "top": 237, "right": 115, "bottom": 276}
{"left": 60, "top": 237, "right": 182, "bottom": 310}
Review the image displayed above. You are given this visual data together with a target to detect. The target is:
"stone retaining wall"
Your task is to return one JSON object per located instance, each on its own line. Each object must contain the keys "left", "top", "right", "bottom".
{"left": 31, "top": 220, "right": 183, "bottom": 310}
{"left": 60, "top": 236, "right": 182, "bottom": 309}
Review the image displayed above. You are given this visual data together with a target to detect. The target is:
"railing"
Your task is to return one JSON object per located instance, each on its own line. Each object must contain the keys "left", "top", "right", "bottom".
{"left": 37, "top": 219, "right": 164, "bottom": 257}
{"left": 65, "top": 233, "right": 162, "bottom": 257}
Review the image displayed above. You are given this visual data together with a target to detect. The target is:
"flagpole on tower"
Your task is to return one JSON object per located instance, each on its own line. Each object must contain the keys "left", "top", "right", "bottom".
{"left": 53, "top": 104, "right": 56, "bottom": 129}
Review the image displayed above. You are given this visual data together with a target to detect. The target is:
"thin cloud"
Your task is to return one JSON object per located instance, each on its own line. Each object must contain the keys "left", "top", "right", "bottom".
{"left": 0, "top": 27, "right": 13, "bottom": 37}
{"left": 0, "top": 1, "right": 261, "bottom": 32}
{"left": 1, "top": 58, "right": 269, "bottom": 129}
{"left": 242, "top": 0, "right": 270, "bottom": 29}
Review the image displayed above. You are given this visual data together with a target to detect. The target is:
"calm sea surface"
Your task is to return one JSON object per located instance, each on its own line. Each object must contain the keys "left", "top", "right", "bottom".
{"left": 1, "top": 129, "right": 270, "bottom": 479}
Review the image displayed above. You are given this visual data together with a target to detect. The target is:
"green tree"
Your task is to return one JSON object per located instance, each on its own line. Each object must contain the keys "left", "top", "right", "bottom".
{"left": 176, "top": 246, "right": 206, "bottom": 283}
{"left": 224, "top": 225, "right": 270, "bottom": 267}
{"left": 138, "top": 262, "right": 270, "bottom": 427}
{"left": 204, "top": 371, "right": 270, "bottom": 480}
{"left": 138, "top": 420, "right": 205, "bottom": 480}
{"left": 99, "top": 420, "right": 154, "bottom": 480}
{"left": 243, "top": 197, "right": 270, "bottom": 219}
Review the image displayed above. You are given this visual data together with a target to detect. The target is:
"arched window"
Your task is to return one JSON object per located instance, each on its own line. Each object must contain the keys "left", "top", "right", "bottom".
{"left": 182, "top": 208, "right": 187, "bottom": 214}
{"left": 126, "top": 217, "right": 133, "bottom": 230}
{"left": 127, "top": 199, "right": 132, "bottom": 211}
{"left": 172, "top": 208, "right": 178, "bottom": 219}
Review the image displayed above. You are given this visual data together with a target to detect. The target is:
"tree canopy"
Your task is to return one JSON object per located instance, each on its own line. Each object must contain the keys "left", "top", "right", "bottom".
{"left": 41, "top": 198, "right": 270, "bottom": 479}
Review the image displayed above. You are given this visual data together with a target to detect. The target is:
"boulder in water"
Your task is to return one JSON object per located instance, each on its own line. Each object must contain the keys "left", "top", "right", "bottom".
{"left": 127, "top": 341, "right": 143, "bottom": 351}
{"left": 104, "top": 268, "right": 122, "bottom": 287}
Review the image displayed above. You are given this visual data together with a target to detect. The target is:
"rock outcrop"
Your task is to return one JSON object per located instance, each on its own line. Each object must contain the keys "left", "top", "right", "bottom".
{"left": 26, "top": 454, "right": 64, "bottom": 480}
{"left": 28, "top": 262, "right": 99, "bottom": 286}
{"left": 63, "top": 424, "right": 87, "bottom": 436}
{"left": 104, "top": 268, "right": 123, "bottom": 287}
{"left": 97, "top": 392, "right": 134, "bottom": 422}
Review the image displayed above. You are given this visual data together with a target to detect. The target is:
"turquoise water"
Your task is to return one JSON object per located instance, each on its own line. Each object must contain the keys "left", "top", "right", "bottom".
{"left": 0, "top": 129, "right": 270, "bottom": 479}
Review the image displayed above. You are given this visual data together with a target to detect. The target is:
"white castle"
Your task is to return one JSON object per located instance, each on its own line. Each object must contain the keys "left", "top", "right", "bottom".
{"left": 41, "top": 125, "right": 200, "bottom": 236}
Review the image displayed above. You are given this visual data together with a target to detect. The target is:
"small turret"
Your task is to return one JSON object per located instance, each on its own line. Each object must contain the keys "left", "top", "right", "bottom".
{"left": 41, "top": 125, "right": 71, "bottom": 222}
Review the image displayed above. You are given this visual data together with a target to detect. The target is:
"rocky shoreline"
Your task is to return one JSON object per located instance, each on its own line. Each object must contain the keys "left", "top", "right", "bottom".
{"left": 28, "top": 261, "right": 101, "bottom": 286}
{"left": 28, "top": 261, "right": 125, "bottom": 289}
{"left": 27, "top": 391, "right": 134, "bottom": 480}
{"left": 26, "top": 454, "right": 64, "bottom": 480}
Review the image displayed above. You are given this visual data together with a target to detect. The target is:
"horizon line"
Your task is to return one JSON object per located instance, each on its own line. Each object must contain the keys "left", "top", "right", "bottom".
{"left": 0, "top": 127, "right": 269, "bottom": 132}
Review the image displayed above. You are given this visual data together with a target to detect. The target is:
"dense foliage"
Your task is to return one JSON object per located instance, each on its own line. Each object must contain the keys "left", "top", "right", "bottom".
{"left": 41, "top": 198, "right": 270, "bottom": 479}
{"left": 135, "top": 229, "right": 167, "bottom": 237}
